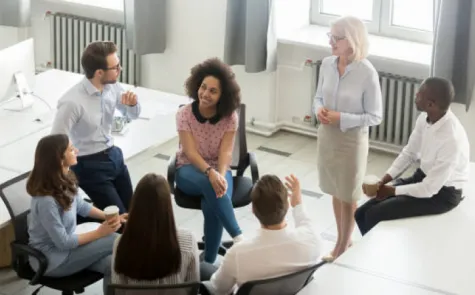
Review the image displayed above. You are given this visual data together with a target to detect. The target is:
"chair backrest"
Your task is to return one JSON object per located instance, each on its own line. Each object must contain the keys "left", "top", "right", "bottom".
{"left": 235, "top": 262, "right": 325, "bottom": 295}
{"left": 0, "top": 172, "right": 31, "bottom": 244}
{"left": 231, "top": 104, "right": 248, "bottom": 171}
{"left": 107, "top": 282, "right": 201, "bottom": 295}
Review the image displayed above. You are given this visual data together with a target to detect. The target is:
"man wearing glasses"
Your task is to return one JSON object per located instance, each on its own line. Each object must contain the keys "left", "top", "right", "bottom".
{"left": 51, "top": 41, "right": 141, "bottom": 216}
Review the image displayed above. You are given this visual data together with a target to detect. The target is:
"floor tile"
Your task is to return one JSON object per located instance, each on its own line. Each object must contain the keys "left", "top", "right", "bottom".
{"left": 259, "top": 131, "right": 314, "bottom": 155}
{"left": 0, "top": 130, "right": 405, "bottom": 295}
{"left": 0, "top": 268, "right": 28, "bottom": 295}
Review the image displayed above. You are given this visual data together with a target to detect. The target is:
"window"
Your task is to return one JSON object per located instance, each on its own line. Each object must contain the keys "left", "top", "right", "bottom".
{"left": 62, "top": 0, "right": 123, "bottom": 11}
{"left": 310, "top": 0, "right": 433, "bottom": 44}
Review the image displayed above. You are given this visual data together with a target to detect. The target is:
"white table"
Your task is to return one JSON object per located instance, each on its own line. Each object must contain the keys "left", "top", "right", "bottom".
{"left": 334, "top": 164, "right": 475, "bottom": 295}
{"left": 298, "top": 264, "right": 442, "bottom": 295}
{"left": 0, "top": 168, "right": 20, "bottom": 223}
{"left": 0, "top": 69, "right": 190, "bottom": 174}
{"left": 0, "top": 69, "right": 189, "bottom": 245}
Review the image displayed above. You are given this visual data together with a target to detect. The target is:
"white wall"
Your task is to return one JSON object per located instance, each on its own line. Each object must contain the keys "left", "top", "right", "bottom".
{"left": 0, "top": 26, "right": 29, "bottom": 50}
{"left": 10, "top": 0, "right": 475, "bottom": 160}
{"left": 275, "top": 42, "right": 475, "bottom": 161}
{"left": 28, "top": 0, "right": 285, "bottom": 123}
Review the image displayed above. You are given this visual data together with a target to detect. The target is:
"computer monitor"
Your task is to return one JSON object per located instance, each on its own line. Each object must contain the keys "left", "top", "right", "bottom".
{"left": 0, "top": 38, "right": 36, "bottom": 111}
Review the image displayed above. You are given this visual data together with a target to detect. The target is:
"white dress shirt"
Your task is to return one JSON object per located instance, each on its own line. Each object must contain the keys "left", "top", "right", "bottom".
{"left": 387, "top": 110, "right": 470, "bottom": 198}
{"left": 51, "top": 78, "right": 141, "bottom": 156}
{"left": 204, "top": 204, "right": 322, "bottom": 295}
{"left": 313, "top": 56, "right": 383, "bottom": 132}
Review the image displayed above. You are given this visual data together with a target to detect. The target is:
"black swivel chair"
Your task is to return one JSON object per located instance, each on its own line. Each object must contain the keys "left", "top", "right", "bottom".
{"left": 167, "top": 103, "right": 259, "bottom": 257}
{"left": 107, "top": 282, "right": 201, "bottom": 295}
{"left": 234, "top": 262, "right": 326, "bottom": 295}
{"left": 0, "top": 172, "right": 104, "bottom": 295}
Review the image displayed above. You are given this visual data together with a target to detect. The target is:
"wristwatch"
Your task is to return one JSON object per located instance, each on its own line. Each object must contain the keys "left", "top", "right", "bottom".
{"left": 204, "top": 166, "right": 212, "bottom": 177}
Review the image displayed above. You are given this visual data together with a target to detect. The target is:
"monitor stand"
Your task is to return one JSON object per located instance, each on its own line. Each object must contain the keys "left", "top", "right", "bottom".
{"left": 3, "top": 72, "right": 34, "bottom": 112}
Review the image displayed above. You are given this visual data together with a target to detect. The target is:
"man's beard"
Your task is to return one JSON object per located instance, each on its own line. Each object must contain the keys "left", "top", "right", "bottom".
{"left": 101, "top": 77, "right": 117, "bottom": 85}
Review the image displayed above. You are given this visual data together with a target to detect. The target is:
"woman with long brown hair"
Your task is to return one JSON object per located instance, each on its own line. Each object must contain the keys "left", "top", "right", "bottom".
{"left": 112, "top": 173, "right": 199, "bottom": 285}
{"left": 27, "top": 134, "right": 124, "bottom": 294}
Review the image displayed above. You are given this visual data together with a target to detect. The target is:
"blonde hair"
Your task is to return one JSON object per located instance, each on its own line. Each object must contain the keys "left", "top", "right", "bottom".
{"left": 331, "top": 16, "right": 369, "bottom": 61}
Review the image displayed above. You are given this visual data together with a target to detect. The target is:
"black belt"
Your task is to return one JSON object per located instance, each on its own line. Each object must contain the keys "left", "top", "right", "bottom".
{"left": 77, "top": 146, "right": 114, "bottom": 161}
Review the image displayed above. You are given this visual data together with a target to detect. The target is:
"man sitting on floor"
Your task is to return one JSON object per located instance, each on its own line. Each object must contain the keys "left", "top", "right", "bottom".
{"left": 355, "top": 77, "right": 469, "bottom": 235}
{"left": 203, "top": 174, "right": 322, "bottom": 295}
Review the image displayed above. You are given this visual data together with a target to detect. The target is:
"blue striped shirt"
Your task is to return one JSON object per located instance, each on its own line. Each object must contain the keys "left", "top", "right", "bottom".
{"left": 313, "top": 56, "right": 383, "bottom": 132}
{"left": 51, "top": 78, "right": 141, "bottom": 156}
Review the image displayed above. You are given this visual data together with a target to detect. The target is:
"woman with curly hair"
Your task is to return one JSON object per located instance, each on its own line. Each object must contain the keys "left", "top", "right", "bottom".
{"left": 27, "top": 134, "right": 124, "bottom": 294}
{"left": 175, "top": 58, "right": 243, "bottom": 264}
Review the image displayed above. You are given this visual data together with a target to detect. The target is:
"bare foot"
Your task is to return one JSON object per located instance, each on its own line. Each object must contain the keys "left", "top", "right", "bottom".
{"left": 332, "top": 241, "right": 354, "bottom": 259}
{"left": 325, "top": 241, "right": 353, "bottom": 262}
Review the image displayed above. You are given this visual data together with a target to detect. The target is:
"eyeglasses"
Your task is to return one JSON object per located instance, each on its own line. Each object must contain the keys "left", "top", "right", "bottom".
{"left": 327, "top": 32, "right": 346, "bottom": 43}
{"left": 105, "top": 63, "right": 121, "bottom": 71}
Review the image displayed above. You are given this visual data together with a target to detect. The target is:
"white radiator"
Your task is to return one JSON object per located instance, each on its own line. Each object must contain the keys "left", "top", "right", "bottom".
{"left": 312, "top": 60, "right": 423, "bottom": 153}
{"left": 48, "top": 12, "right": 139, "bottom": 85}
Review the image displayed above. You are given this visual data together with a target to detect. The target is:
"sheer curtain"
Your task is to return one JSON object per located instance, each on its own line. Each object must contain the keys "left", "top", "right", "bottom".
{"left": 124, "top": 0, "right": 167, "bottom": 55}
{"left": 431, "top": 0, "right": 475, "bottom": 110}
{"left": 0, "top": 0, "right": 31, "bottom": 27}
{"left": 223, "top": 0, "right": 276, "bottom": 73}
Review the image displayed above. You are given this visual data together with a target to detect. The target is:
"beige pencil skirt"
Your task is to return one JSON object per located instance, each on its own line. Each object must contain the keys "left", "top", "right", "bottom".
{"left": 316, "top": 124, "right": 369, "bottom": 203}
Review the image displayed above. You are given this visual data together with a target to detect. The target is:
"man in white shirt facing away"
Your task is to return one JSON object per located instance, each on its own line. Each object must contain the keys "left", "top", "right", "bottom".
{"left": 51, "top": 41, "right": 141, "bottom": 215}
{"left": 355, "top": 77, "right": 469, "bottom": 235}
{"left": 203, "top": 174, "right": 322, "bottom": 295}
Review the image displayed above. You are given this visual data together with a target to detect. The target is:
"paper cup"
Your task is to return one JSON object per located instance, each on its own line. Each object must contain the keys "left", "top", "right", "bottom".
{"left": 104, "top": 205, "right": 119, "bottom": 220}
{"left": 363, "top": 175, "right": 380, "bottom": 197}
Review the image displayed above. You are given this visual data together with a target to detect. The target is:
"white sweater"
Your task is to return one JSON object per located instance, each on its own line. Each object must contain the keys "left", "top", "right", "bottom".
{"left": 205, "top": 204, "right": 322, "bottom": 295}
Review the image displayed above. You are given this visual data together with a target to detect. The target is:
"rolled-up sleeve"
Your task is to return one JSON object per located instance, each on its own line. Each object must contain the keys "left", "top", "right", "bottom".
{"left": 115, "top": 84, "right": 141, "bottom": 119}
{"left": 75, "top": 191, "right": 93, "bottom": 217}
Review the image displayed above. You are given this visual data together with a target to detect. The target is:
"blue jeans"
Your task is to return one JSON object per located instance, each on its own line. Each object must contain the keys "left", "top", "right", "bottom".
{"left": 72, "top": 146, "right": 133, "bottom": 214}
{"left": 46, "top": 233, "right": 118, "bottom": 295}
{"left": 176, "top": 165, "right": 242, "bottom": 263}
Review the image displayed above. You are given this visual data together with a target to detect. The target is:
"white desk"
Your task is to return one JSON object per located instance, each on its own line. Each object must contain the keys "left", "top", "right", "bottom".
{"left": 0, "top": 168, "right": 19, "bottom": 185}
{"left": 0, "top": 69, "right": 190, "bottom": 174}
{"left": 0, "top": 168, "right": 20, "bottom": 223}
{"left": 298, "top": 264, "right": 442, "bottom": 295}
{"left": 334, "top": 163, "right": 475, "bottom": 295}
{"left": 0, "top": 69, "right": 189, "bottom": 241}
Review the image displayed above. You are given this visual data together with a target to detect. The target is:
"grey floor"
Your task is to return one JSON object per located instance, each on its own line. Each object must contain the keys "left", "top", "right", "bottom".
{"left": 0, "top": 131, "right": 400, "bottom": 295}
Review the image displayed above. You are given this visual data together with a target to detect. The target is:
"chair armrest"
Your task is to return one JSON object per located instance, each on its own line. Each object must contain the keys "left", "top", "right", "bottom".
{"left": 11, "top": 242, "right": 48, "bottom": 285}
{"left": 167, "top": 154, "right": 177, "bottom": 194}
{"left": 248, "top": 152, "right": 259, "bottom": 184}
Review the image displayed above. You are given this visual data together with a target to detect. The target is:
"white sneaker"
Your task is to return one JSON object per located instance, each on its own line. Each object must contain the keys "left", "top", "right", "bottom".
{"left": 233, "top": 234, "right": 244, "bottom": 244}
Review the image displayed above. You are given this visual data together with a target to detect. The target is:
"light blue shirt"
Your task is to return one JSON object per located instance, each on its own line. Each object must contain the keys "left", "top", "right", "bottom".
{"left": 313, "top": 56, "right": 383, "bottom": 132}
{"left": 51, "top": 78, "right": 141, "bottom": 156}
{"left": 28, "top": 191, "right": 93, "bottom": 273}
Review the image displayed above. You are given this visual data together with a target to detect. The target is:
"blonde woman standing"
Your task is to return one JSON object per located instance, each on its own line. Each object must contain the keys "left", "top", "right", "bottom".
{"left": 314, "top": 16, "right": 382, "bottom": 261}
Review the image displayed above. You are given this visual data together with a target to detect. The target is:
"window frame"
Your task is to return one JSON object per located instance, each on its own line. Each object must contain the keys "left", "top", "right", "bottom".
{"left": 310, "top": 0, "right": 433, "bottom": 44}
{"left": 60, "top": 0, "right": 124, "bottom": 11}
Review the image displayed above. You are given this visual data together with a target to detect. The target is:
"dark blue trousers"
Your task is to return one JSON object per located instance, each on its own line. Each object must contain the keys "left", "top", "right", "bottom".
{"left": 72, "top": 146, "right": 133, "bottom": 214}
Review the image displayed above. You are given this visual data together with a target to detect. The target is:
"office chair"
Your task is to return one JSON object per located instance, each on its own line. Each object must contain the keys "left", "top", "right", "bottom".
{"left": 0, "top": 172, "right": 103, "bottom": 295}
{"left": 107, "top": 282, "right": 201, "bottom": 295}
{"left": 235, "top": 262, "right": 326, "bottom": 295}
{"left": 167, "top": 103, "right": 259, "bottom": 258}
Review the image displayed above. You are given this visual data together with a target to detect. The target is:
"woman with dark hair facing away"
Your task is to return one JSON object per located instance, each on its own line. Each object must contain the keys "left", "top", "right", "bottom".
{"left": 27, "top": 134, "right": 124, "bottom": 294}
{"left": 112, "top": 173, "right": 199, "bottom": 285}
{"left": 174, "top": 58, "right": 243, "bottom": 264}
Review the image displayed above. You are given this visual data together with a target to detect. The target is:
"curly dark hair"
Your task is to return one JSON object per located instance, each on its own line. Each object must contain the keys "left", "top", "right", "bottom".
{"left": 185, "top": 58, "right": 241, "bottom": 118}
